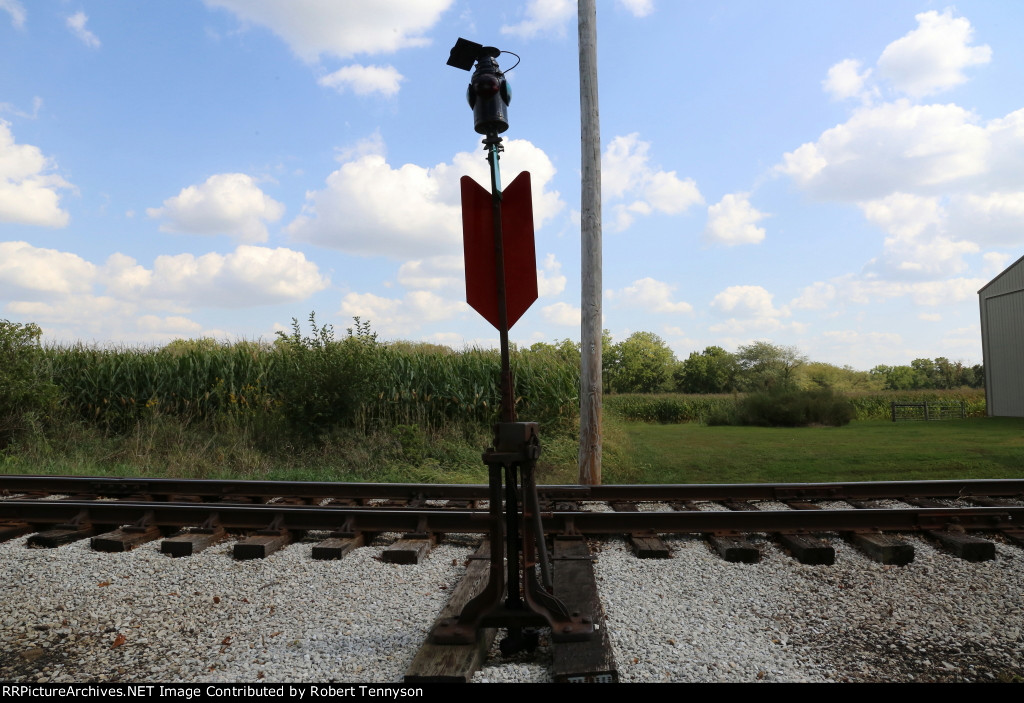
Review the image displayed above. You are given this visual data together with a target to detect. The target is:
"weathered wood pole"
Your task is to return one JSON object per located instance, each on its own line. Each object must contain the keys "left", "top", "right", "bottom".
{"left": 578, "top": 0, "right": 602, "bottom": 485}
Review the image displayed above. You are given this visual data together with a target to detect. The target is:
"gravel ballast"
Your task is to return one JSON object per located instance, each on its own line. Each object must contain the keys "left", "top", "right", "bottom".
{"left": 1, "top": 529, "right": 1022, "bottom": 683}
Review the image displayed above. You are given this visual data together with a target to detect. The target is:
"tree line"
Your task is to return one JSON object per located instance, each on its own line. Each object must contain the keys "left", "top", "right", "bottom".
{"left": 529, "top": 332, "right": 984, "bottom": 395}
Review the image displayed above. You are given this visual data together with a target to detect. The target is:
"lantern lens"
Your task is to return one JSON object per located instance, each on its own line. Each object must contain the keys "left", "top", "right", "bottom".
{"left": 474, "top": 75, "right": 500, "bottom": 98}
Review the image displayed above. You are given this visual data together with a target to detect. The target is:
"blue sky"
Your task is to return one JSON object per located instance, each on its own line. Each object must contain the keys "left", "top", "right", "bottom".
{"left": 2, "top": 1, "right": 1023, "bottom": 369}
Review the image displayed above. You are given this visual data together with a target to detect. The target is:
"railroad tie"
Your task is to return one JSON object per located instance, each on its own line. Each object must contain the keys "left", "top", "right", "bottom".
{"left": 967, "top": 498, "right": 1024, "bottom": 548}
{"left": 404, "top": 541, "right": 497, "bottom": 683}
{"left": 842, "top": 499, "right": 915, "bottom": 565}
{"left": 550, "top": 537, "right": 617, "bottom": 683}
{"left": 233, "top": 516, "right": 293, "bottom": 560}
{"left": 673, "top": 501, "right": 760, "bottom": 563}
{"left": 925, "top": 527, "right": 997, "bottom": 562}
{"left": 92, "top": 524, "right": 162, "bottom": 553}
{"left": 382, "top": 533, "right": 436, "bottom": 564}
{"left": 0, "top": 522, "right": 33, "bottom": 543}
{"left": 903, "top": 497, "right": 996, "bottom": 562}
{"left": 28, "top": 511, "right": 94, "bottom": 548}
{"left": 723, "top": 500, "right": 834, "bottom": 565}
{"left": 161, "top": 526, "right": 228, "bottom": 557}
{"left": 610, "top": 501, "right": 670, "bottom": 559}
{"left": 311, "top": 532, "right": 366, "bottom": 560}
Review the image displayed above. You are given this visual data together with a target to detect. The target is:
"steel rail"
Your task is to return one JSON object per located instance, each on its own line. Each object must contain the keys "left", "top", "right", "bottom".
{"left": 1, "top": 475, "right": 1023, "bottom": 502}
{"left": 1, "top": 500, "right": 1021, "bottom": 534}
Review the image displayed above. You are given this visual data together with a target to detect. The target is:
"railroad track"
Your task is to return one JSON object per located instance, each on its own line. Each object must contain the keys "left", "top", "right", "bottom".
{"left": 2, "top": 475, "right": 1023, "bottom": 682}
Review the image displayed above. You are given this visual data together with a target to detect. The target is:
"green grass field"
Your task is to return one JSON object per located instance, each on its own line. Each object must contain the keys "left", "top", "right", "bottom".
{"left": 613, "top": 417, "right": 1024, "bottom": 484}
{"left": 3, "top": 412, "right": 1021, "bottom": 487}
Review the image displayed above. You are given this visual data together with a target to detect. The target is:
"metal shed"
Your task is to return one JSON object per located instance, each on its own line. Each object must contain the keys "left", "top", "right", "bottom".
{"left": 979, "top": 253, "right": 1024, "bottom": 417}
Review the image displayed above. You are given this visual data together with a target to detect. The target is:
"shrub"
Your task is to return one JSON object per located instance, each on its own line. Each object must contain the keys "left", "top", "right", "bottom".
{"left": 272, "top": 314, "right": 382, "bottom": 437}
{"left": 0, "top": 320, "right": 60, "bottom": 447}
{"left": 735, "top": 387, "right": 855, "bottom": 427}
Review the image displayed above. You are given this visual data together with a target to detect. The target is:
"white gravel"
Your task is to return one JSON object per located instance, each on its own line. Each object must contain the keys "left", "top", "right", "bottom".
{"left": 1, "top": 529, "right": 1022, "bottom": 683}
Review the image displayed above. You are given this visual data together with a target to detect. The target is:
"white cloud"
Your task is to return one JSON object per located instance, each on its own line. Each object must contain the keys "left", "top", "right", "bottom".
{"left": 318, "top": 65, "right": 403, "bottom": 97}
{"left": 791, "top": 282, "right": 837, "bottom": 311}
{"left": 769, "top": 13, "right": 1004, "bottom": 329}
{"left": 703, "top": 192, "right": 768, "bottom": 246}
{"left": 101, "top": 246, "right": 328, "bottom": 308}
{"left": 609, "top": 277, "right": 692, "bottom": 314}
{"left": 0, "top": 96, "right": 42, "bottom": 120}
{"left": 918, "top": 312, "right": 942, "bottom": 322}
{"left": 859, "top": 192, "right": 943, "bottom": 240}
{"left": 799, "top": 274, "right": 985, "bottom": 308}
{"left": 0, "top": 121, "right": 72, "bottom": 227}
{"left": 5, "top": 296, "right": 213, "bottom": 345}
{"left": 602, "top": 133, "right": 702, "bottom": 232}
{"left": 136, "top": 314, "right": 203, "bottom": 335}
{"left": 6, "top": 296, "right": 135, "bottom": 335}
{"left": 982, "top": 251, "right": 1011, "bottom": 275}
{"left": 708, "top": 317, "right": 803, "bottom": 336}
{"left": 288, "top": 137, "right": 563, "bottom": 259}
{"left": 823, "top": 59, "right": 877, "bottom": 103}
{"left": 777, "top": 101, "right": 988, "bottom": 201}
{"left": 0, "top": 0, "right": 25, "bottom": 29}
{"left": 66, "top": 11, "right": 100, "bottom": 49}
{"left": 540, "top": 301, "right": 580, "bottom": 326}
{"left": 204, "top": 0, "right": 451, "bottom": 61}
{"left": 147, "top": 173, "right": 284, "bottom": 243}
{"left": 618, "top": 0, "right": 654, "bottom": 18}
{"left": 501, "top": 0, "right": 575, "bottom": 38}
{"left": 1, "top": 242, "right": 329, "bottom": 342}
{"left": 338, "top": 290, "right": 467, "bottom": 334}
{"left": 0, "top": 241, "right": 96, "bottom": 295}
{"left": 103, "top": 252, "right": 154, "bottom": 299}
{"left": 710, "top": 285, "right": 787, "bottom": 318}
{"left": 877, "top": 10, "right": 991, "bottom": 98}
{"left": 858, "top": 192, "right": 977, "bottom": 277}
{"left": 819, "top": 330, "right": 904, "bottom": 365}
{"left": 902, "top": 277, "right": 986, "bottom": 305}
{"left": 537, "top": 253, "right": 566, "bottom": 297}
{"left": 500, "top": 0, "right": 651, "bottom": 37}
{"left": 948, "top": 191, "right": 1024, "bottom": 248}
{"left": 144, "top": 246, "right": 328, "bottom": 307}
{"left": 397, "top": 256, "right": 463, "bottom": 291}
{"left": 941, "top": 325, "right": 982, "bottom": 355}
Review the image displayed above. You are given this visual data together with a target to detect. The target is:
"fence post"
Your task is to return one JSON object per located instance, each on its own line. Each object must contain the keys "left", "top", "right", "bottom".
{"left": 891, "top": 402, "right": 896, "bottom": 423}
{"left": 924, "top": 402, "right": 930, "bottom": 421}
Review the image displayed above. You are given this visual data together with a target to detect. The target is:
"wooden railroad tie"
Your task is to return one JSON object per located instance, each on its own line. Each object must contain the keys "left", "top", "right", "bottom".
{"left": 902, "top": 497, "right": 996, "bottom": 562}
{"left": 610, "top": 501, "right": 670, "bottom": 559}
{"left": 233, "top": 517, "right": 293, "bottom": 560}
{"left": 382, "top": 534, "right": 436, "bottom": 564}
{"left": 161, "top": 526, "right": 228, "bottom": 557}
{"left": 91, "top": 524, "right": 162, "bottom": 553}
{"left": 550, "top": 537, "right": 617, "bottom": 683}
{"left": 405, "top": 541, "right": 498, "bottom": 683}
{"left": 312, "top": 532, "right": 366, "bottom": 560}
{"left": 674, "top": 501, "right": 761, "bottom": 563}
{"left": 843, "top": 499, "right": 915, "bottom": 565}
{"left": 28, "top": 512, "right": 94, "bottom": 548}
{"left": 722, "top": 500, "right": 834, "bottom": 565}
{"left": 0, "top": 522, "right": 33, "bottom": 542}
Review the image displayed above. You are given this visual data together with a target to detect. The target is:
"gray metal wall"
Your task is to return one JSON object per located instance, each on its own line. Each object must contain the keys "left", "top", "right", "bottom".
{"left": 979, "top": 255, "right": 1024, "bottom": 417}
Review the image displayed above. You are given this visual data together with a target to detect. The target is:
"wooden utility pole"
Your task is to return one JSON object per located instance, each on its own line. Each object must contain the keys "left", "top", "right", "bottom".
{"left": 578, "top": 0, "right": 602, "bottom": 485}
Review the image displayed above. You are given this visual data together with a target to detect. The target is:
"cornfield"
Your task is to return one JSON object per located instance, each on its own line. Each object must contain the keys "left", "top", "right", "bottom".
{"left": 31, "top": 334, "right": 581, "bottom": 438}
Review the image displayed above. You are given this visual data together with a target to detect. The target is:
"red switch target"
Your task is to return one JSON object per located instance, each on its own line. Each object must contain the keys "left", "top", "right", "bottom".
{"left": 461, "top": 171, "right": 538, "bottom": 330}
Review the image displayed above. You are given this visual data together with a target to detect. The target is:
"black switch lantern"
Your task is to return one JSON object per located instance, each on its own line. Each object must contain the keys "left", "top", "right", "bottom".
{"left": 448, "top": 38, "right": 513, "bottom": 136}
